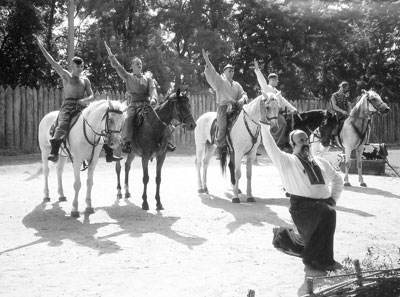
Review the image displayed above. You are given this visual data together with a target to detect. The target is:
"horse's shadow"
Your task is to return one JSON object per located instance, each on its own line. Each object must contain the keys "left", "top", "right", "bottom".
{"left": 97, "top": 199, "right": 207, "bottom": 250}
{"left": 344, "top": 185, "right": 400, "bottom": 199}
{"left": 199, "top": 193, "right": 293, "bottom": 233}
{"left": 0, "top": 202, "right": 121, "bottom": 256}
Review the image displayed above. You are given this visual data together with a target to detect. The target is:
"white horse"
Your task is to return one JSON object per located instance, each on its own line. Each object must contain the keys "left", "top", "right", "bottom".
{"left": 310, "top": 90, "right": 390, "bottom": 187}
{"left": 195, "top": 92, "right": 280, "bottom": 203}
{"left": 38, "top": 99, "right": 126, "bottom": 217}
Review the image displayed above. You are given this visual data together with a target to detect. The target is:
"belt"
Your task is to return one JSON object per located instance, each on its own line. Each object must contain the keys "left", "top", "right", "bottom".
{"left": 289, "top": 194, "right": 329, "bottom": 204}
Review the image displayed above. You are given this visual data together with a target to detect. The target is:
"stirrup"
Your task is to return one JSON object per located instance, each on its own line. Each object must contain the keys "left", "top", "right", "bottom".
{"left": 48, "top": 154, "right": 58, "bottom": 163}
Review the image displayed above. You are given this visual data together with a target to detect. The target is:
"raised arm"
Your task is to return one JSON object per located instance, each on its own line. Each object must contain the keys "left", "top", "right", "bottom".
{"left": 104, "top": 41, "right": 130, "bottom": 82}
{"left": 148, "top": 77, "right": 158, "bottom": 106}
{"left": 36, "top": 36, "right": 69, "bottom": 80}
{"left": 202, "top": 49, "right": 221, "bottom": 90}
{"left": 254, "top": 59, "right": 272, "bottom": 93}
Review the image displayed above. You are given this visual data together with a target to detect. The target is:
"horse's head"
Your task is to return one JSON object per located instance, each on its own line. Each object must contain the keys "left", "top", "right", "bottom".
{"left": 170, "top": 88, "right": 196, "bottom": 131}
{"left": 102, "top": 99, "right": 125, "bottom": 149}
{"left": 362, "top": 89, "right": 391, "bottom": 115}
{"left": 260, "top": 92, "right": 280, "bottom": 133}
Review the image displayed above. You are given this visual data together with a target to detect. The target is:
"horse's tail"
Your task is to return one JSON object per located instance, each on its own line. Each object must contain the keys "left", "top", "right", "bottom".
{"left": 219, "top": 150, "right": 228, "bottom": 175}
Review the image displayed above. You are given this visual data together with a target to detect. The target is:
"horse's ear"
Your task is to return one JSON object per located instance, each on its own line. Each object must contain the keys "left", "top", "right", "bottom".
{"left": 176, "top": 88, "right": 181, "bottom": 97}
{"left": 361, "top": 89, "right": 366, "bottom": 94}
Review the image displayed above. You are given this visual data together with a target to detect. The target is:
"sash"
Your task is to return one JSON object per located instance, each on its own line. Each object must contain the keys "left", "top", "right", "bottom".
{"left": 295, "top": 154, "right": 325, "bottom": 185}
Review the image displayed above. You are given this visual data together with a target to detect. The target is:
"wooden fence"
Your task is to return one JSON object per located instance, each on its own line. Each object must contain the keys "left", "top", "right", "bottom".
{"left": 0, "top": 85, "right": 399, "bottom": 153}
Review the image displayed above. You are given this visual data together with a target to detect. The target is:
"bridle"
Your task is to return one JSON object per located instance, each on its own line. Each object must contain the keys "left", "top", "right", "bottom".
{"left": 83, "top": 107, "right": 124, "bottom": 145}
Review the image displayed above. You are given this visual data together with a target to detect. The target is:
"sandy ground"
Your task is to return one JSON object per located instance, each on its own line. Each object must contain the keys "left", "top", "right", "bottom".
{"left": 0, "top": 147, "right": 399, "bottom": 297}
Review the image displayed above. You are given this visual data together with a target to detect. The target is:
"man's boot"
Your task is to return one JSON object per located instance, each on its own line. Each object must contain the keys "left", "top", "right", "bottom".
{"left": 48, "top": 139, "right": 62, "bottom": 163}
{"left": 167, "top": 142, "right": 176, "bottom": 152}
{"left": 103, "top": 144, "right": 123, "bottom": 162}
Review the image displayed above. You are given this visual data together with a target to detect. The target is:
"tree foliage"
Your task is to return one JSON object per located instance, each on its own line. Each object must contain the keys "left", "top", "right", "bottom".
{"left": 1, "top": 0, "right": 400, "bottom": 102}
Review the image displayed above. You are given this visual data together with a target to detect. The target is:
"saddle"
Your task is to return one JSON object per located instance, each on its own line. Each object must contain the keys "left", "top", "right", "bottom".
{"left": 210, "top": 104, "right": 242, "bottom": 145}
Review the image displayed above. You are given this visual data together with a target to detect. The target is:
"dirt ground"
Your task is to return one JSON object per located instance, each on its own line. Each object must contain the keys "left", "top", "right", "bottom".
{"left": 0, "top": 147, "right": 399, "bottom": 297}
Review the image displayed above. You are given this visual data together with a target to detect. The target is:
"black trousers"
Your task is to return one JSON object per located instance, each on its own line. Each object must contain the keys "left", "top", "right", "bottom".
{"left": 273, "top": 195, "right": 336, "bottom": 267}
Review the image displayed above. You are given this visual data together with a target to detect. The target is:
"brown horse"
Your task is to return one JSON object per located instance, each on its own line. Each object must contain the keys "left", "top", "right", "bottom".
{"left": 115, "top": 89, "right": 196, "bottom": 210}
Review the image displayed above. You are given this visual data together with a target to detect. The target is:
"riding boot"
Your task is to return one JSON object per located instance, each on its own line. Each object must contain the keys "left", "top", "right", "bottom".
{"left": 167, "top": 142, "right": 176, "bottom": 152}
{"left": 103, "top": 144, "right": 123, "bottom": 162}
{"left": 48, "top": 139, "right": 62, "bottom": 163}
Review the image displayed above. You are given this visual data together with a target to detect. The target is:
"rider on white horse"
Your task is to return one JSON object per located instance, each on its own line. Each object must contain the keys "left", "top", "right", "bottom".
{"left": 254, "top": 60, "right": 297, "bottom": 148}
{"left": 202, "top": 49, "right": 248, "bottom": 159}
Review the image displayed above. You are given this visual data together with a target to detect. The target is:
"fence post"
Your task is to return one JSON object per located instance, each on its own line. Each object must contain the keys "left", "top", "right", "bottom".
{"left": 13, "top": 86, "right": 21, "bottom": 148}
{"left": 5, "top": 86, "right": 14, "bottom": 147}
{"left": 20, "top": 86, "right": 27, "bottom": 150}
{"left": 33, "top": 87, "right": 39, "bottom": 152}
{"left": 26, "top": 87, "right": 34, "bottom": 151}
{"left": 0, "top": 86, "right": 5, "bottom": 147}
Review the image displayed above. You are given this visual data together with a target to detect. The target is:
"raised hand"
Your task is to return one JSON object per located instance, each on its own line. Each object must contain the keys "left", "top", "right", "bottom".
{"left": 254, "top": 59, "right": 260, "bottom": 71}
{"left": 202, "top": 49, "right": 210, "bottom": 64}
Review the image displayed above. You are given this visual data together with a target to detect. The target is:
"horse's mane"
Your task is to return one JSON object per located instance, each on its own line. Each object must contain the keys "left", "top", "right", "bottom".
{"left": 83, "top": 99, "right": 125, "bottom": 117}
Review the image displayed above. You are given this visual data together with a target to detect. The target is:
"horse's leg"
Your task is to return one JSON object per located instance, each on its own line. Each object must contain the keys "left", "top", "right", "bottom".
{"left": 84, "top": 158, "right": 99, "bottom": 215}
{"left": 344, "top": 149, "right": 352, "bottom": 187}
{"left": 71, "top": 163, "right": 82, "bottom": 218}
{"left": 246, "top": 152, "right": 257, "bottom": 202}
{"left": 124, "top": 153, "right": 135, "bottom": 199}
{"left": 41, "top": 151, "right": 51, "bottom": 202}
{"left": 201, "top": 144, "right": 216, "bottom": 194}
{"left": 155, "top": 153, "right": 166, "bottom": 210}
{"left": 231, "top": 154, "right": 242, "bottom": 203}
{"left": 56, "top": 156, "right": 68, "bottom": 202}
{"left": 356, "top": 147, "right": 367, "bottom": 187}
{"left": 115, "top": 160, "right": 122, "bottom": 199}
{"left": 141, "top": 157, "right": 150, "bottom": 210}
{"left": 195, "top": 143, "right": 205, "bottom": 193}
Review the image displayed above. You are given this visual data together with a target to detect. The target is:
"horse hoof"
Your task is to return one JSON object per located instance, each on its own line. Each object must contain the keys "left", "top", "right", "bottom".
{"left": 70, "top": 211, "right": 80, "bottom": 218}
{"left": 58, "top": 196, "right": 67, "bottom": 202}
{"left": 142, "top": 203, "right": 149, "bottom": 211}
{"left": 85, "top": 207, "right": 95, "bottom": 215}
{"left": 360, "top": 183, "right": 367, "bottom": 187}
{"left": 232, "top": 198, "right": 240, "bottom": 203}
{"left": 43, "top": 197, "right": 50, "bottom": 203}
{"left": 125, "top": 193, "right": 131, "bottom": 199}
{"left": 247, "top": 197, "right": 256, "bottom": 202}
{"left": 344, "top": 182, "right": 351, "bottom": 187}
{"left": 117, "top": 193, "right": 123, "bottom": 199}
{"left": 156, "top": 204, "right": 164, "bottom": 210}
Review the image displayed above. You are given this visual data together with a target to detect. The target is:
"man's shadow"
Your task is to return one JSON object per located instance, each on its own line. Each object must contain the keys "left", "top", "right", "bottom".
{"left": 97, "top": 199, "right": 207, "bottom": 250}
{"left": 344, "top": 185, "right": 400, "bottom": 199}
{"left": 0, "top": 202, "right": 121, "bottom": 256}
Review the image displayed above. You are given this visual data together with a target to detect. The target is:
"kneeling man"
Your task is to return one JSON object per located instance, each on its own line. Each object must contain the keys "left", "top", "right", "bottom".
{"left": 259, "top": 119, "right": 344, "bottom": 271}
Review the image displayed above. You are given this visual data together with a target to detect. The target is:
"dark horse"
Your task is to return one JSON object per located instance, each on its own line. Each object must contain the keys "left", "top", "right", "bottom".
{"left": 277, "top": 109, "right": 331, "bottom": 150}
{"left": 115, "top": 89, "right": 196, "bottom": 210}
